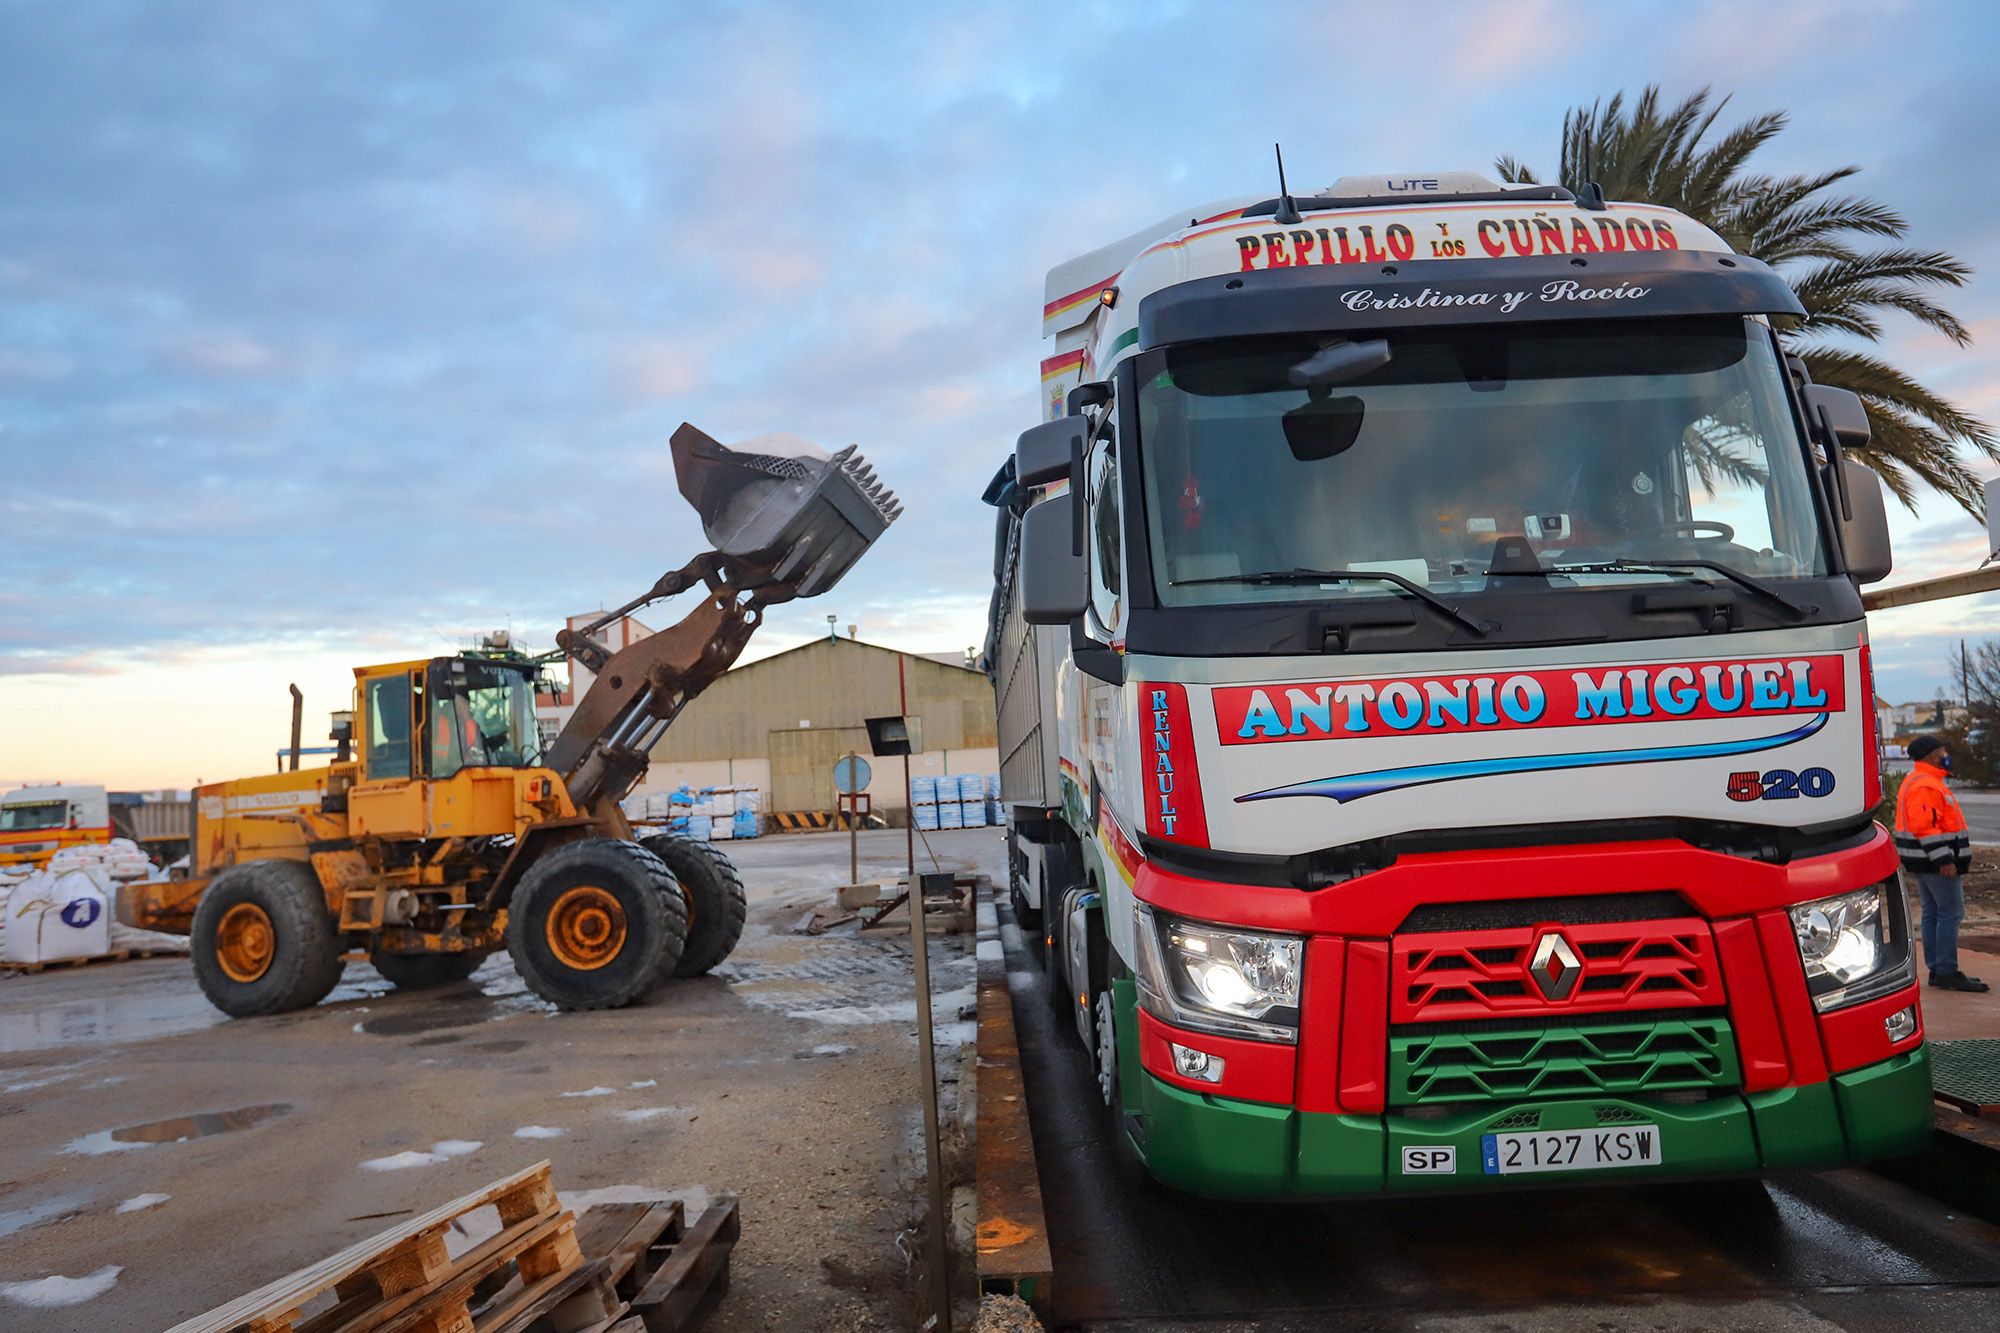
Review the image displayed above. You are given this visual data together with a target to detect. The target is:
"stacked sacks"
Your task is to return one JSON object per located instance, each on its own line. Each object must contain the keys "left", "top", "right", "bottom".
{"left": 2, "top": 867, "right": 111, "bottom": 965}
{"left": 732, "top": 788, "right": 761, "bottom": 839}
{"left": 910, "top": 774, "right": 939, "bottom": 831}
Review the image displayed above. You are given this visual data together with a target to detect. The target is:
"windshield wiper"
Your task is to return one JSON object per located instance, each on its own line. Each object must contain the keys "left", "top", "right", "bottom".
{"left": 1176, "top": 568, "right": 1496, "bottom": 636}
{"left": 1532, "top": 558, "right": 1818, "bottom": 618}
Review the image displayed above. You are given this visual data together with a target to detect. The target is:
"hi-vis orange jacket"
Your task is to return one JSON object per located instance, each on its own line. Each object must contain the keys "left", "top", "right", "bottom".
{"left": 1894, "top": 761, "right": 1971, "bottom": 875}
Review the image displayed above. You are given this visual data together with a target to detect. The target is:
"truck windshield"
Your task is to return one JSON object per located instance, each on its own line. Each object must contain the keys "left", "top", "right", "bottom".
{"left": 1136, "top": 318, "right": 1829, "bottom": 610}
{"left": 0, "top": 800, "right": 66, "bottom": 831}
{"left": 429, "top": 662, "right": 544, "bottom": 777}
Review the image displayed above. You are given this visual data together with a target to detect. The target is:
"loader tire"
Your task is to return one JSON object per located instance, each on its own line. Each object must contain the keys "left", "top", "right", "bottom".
{"left": 191, "top": 860, "right": 344, "bottom": 1018}
{"left": 640, "top": 835, "right": 748, "bottom": 977}
{"left": 370, "top": 949, "right": 487, "bottom": 990}
{"left": 506, "top": 838, "right": 686, "bottom": 1010}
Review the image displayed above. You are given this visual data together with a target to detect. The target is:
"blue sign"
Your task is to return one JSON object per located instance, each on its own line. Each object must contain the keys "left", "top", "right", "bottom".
{"left": 833, "top": 755, "right": 872, "bottom": 795}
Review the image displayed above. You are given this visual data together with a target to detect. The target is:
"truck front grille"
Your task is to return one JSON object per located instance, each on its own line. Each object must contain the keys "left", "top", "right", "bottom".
{"left": 1387, "top": 1012, "right": 1739, "bottom": 1106}
{"left": 1393, "top": 916, "right": 1724, "bottom": 1023}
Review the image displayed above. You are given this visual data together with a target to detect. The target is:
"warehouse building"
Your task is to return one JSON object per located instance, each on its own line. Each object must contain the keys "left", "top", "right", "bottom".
{"left": 581, "top": 633, "right": 996, "bottom": 818}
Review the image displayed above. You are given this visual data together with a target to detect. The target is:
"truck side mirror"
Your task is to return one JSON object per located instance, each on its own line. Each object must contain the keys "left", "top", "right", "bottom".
{"left": 1020, "top": 495, "right": 1088, "bottom": 624}
{"left": 1838, "top": 460, "right": 1893, "bottom": 584}
{"left": 1016, "top": 417, "right": 1087, "bottom": 489}
{"left": 1805, "top": 385, "right": 1870, "bottom": 450}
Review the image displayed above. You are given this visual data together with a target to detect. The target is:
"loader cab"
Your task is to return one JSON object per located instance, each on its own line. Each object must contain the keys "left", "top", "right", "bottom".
{"left": 347, "top": 656, "right": 558, "bottom": 842}
{"left": 354, "top": 657, "right": 544, "bottom": 785}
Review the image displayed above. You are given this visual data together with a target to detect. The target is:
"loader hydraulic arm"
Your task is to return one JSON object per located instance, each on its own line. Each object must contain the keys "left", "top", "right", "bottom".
{"left": 545, "top": 422, "right": 901, "bottom": 817}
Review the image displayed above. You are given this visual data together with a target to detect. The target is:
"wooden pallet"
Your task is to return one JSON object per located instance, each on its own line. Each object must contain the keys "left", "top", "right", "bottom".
{"left": 0, "top": 946, "right": 186, "bottom": 975}
{"left": 166, "top": 1163, "right": 737, "bottom": 1333}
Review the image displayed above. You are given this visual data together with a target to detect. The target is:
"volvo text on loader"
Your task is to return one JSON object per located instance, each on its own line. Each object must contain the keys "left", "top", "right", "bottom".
{"left": 125, "top": 425, "right": 900, "bottom": 1017}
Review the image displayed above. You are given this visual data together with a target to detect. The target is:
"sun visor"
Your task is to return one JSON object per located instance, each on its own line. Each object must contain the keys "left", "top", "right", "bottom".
{"left": 1137, "top": 249, "right": 1804, "bottom": 349}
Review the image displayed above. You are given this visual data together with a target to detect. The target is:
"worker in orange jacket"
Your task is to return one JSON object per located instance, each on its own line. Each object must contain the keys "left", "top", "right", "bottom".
{"left": 1894, "top": 734, "right": 1988, "bottom": 992}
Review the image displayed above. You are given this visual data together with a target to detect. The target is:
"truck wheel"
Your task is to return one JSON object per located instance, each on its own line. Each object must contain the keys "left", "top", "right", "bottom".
{"left": 639, "top": 835, "right": 748, "bottom": 977}
{"left": 191, "top": 860, "right": 343, "bottom": 1018}
{"left": 506, "top": 839, "right": 686, "bottom": 1010}
{"left": 370, "top": 949, "right": 487, "bottom": 990}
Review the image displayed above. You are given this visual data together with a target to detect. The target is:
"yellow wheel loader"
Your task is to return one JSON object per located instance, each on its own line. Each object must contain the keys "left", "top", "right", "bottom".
{"left": 123, "top": 425, "right": 900, "bottom": 1017}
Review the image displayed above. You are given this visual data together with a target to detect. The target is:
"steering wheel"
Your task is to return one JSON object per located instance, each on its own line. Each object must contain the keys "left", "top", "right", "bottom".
{"left": 1628, "top": 520, "right": 1735, "bottom": 544}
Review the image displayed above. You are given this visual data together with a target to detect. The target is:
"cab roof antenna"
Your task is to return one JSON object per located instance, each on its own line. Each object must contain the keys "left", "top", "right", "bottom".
{"left": 1272, "top": 143, "right": 1302, "bottom": 225}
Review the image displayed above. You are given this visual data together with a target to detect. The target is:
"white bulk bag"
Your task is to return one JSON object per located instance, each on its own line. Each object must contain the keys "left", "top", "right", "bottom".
{"left": 3, "top": 868, "right": 112, "bottom": 965}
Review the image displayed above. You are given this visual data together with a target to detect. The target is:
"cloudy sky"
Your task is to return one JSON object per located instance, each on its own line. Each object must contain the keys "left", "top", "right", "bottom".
{"left": 4, "top": 0, "right": 1998, "bottom": 788}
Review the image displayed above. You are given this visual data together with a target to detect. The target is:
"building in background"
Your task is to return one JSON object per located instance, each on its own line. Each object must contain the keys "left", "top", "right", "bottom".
{"left": 642, "top": 635, "right": 996, "bottom": 818}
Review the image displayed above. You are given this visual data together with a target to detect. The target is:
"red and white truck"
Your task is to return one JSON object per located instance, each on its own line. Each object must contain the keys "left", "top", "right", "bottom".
{"left": 986, "top": 171, "right": 1930, "bottom": 1195}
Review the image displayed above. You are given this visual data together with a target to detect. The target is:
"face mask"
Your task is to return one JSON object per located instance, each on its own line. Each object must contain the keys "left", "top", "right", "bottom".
{"left": 1939, "top": 753, "right": 1954, "bottom": 773}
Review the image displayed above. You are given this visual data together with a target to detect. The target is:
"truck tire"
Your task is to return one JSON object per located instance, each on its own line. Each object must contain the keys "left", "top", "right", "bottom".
{"left": 506, "top": 839, "right": 686, "bottom": 1010}
{"left": 639, "top": 835, "right": 748, "bottom": 977}
{"left": 191, "top": 860, "right": 344, "bottom": 1018}
{"left": 370, "top": 949, "right": 487, "bottom": 990}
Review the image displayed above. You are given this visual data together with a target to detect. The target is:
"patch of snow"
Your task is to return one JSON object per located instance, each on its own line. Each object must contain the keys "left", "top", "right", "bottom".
{"left": 514, "top": 1125, "right": 566, "bottom": 1139}
{"left": 935, "top": 1021, "right": 978, "bottom": 1049}
{"left": 799, "top": 1043, "right": 855, "bottom": 1059}
{"left": 999, "top": 922, "right": 1027, "bottom": 954}
{"left": 114, "top": 1193, "right": 169, "bottom": 1215}
{"left": 1006, "top": 970, "right": 1037, "bottom": 993}
{"left": 975, "top": 939, "right": 1003, "bottom": 962}
{"left": 4, "top": 1073, "right": 73, "bottom": 1094}
{"left": 977, "top": 903, "right": 999, "bottom": 931}
{"left": 361, "top": 1151, "right": 440, "bottom": 1172}
{"left": 787, "top": 1000, "right": 917, "bottom": 1026}
{"left": 361, "top": 1140, "right": 484, "bottom": 1171}
{"left": 561, "top": 1086, "right": 615, "bottom": 1098}
{"left": 628, "top": 1079, "right": 657, "bottom": 1089}
{"left": 61, "top": 1131, "right": 147, "bottom": 1157}
{"left": 617, "top": 1106, "right": 686, "bottom": 1123}
{"left": 0, "top": 1265, "right": 121, "bottom": 1308}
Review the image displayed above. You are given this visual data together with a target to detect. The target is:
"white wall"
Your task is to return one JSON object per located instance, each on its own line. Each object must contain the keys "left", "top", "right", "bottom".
{"left": 638, "top": 747, "right": 999, "bottom": 812}
{"left": 640, "top": 757, "right": 773, "bottom": 798}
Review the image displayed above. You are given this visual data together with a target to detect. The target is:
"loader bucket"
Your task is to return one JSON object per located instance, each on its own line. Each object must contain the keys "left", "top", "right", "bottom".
{"left": 670, "top": 422, "right": 903, "bottom": 599}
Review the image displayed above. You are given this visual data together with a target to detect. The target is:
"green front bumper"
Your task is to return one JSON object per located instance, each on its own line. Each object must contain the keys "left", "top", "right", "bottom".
{"left": 1133, "top": 1045, "right": 1933, "bottom": 1198}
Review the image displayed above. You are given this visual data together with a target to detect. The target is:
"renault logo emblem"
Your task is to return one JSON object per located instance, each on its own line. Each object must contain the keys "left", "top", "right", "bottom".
{"left": 1528, "top": 931, "right": 1581, "bottom": 1001}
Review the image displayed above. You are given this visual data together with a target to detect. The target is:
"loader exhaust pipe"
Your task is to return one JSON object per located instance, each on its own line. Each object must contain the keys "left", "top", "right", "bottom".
{"left": 670, "top": 423, "right": 903, "bottom": 601}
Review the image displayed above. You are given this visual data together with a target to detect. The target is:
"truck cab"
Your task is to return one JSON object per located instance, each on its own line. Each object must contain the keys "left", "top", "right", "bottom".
{"left": 0, "top": 784, "right": 111, "bottom": 871}
{"left": 993, "top": 172, "right": 1927, "bottom": 1197}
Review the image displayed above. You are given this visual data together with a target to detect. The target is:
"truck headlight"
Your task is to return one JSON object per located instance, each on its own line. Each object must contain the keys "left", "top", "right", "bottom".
{"left": 1789, "top": 883, "right": 1914, "bottom": 1013}
{"left": 1134, "top": 905, "right": 1301, "bottom": 1043}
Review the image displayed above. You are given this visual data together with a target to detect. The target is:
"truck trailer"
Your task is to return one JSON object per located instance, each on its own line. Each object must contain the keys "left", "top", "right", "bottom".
{"left": 986, "top": 171, "right": 1929, "bottom": 1197}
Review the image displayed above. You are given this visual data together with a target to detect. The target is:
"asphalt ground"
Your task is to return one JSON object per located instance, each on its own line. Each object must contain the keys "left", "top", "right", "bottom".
{"left": 0, "top": 826, "right": 999, "bottom": 1332}
{"left": 998, "top": 895, "right": 2000, "bottom": 1332}
{"left": 1953, "top": 792, "right": 2000, "bottom": 844}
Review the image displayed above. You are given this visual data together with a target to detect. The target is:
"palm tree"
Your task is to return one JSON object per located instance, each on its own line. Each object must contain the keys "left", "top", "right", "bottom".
{"left": 1498, "top": 86, "right": 1995, "bottom": 516}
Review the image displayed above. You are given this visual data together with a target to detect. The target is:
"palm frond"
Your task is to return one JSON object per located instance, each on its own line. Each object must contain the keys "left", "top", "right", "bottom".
{"left": 1502, "top": 86, "right": 1988, "bottom": 515}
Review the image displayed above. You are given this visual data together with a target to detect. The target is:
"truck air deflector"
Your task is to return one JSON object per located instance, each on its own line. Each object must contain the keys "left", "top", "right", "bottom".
{"left": 1137, "top": 250, "right": 1804, "bottom": 350}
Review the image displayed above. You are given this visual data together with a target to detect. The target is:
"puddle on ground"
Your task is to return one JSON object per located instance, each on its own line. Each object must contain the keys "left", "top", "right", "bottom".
{"left": 467, "top": 1039, "right": 529, "bottom": 1054}
{"left": 0, "top": 994, "right": 225, "bottom": 1054}
{"left": 0, "top": 1191, "right": 95, "bottom": 1241}
{"left": 356, "top": 993, "right": 497, "bottom": 1037}
{"left": 410, "top": 1034, "right": 464, "bottom": 1047}
{"left": 66, "top": 1103, "right": 292, "bottom": 1155}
